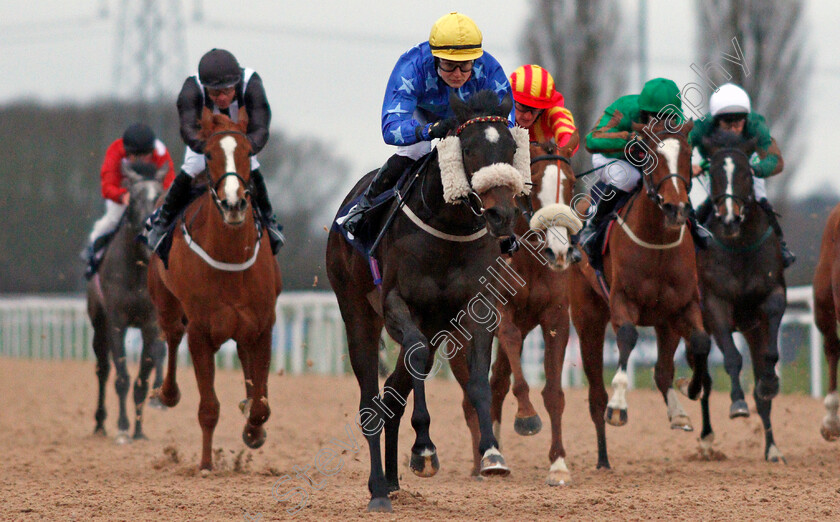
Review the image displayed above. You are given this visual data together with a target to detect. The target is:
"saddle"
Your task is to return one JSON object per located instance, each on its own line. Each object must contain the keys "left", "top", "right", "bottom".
{"left": 333, "top": 161, "right": 418, "bottom": 258}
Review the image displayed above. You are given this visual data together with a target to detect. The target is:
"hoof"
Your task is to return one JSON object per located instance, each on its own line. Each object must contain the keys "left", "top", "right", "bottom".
{"left": 756, "top": 376, "right": 780, "bottom": 400}
{"left": 546, "top": 458, "right": 571, "bottom": 486}
{"left": 820, "top": 416, "right": 840, "bottom": 442}
{"left": 114, "top": 431, "right": 132, "bottom": 445}
{"left": 410, "top": 449, "right": 439, "bottom": 478}
{"left": 605, "top": 406, "right": 628, "bottom": 427}
{"left": 147, "top": 395, "right": 168, "bottom": 410}
{"left": 513, "top": 414, "right": 542, "bottom": 436}
{"left": 479, "top": 448, "right": 510, "bottom": 477}
{"left": 367, "top": 497, "right": 393, "bottom": 513}
{"left": 157, "top": 385, "right": 180, "bottom": 408}
{"left": 766, "top": 444, "right": 786, "bottom": 464}
{"left": 386, "top": 481, "right": 400, "bottom": 494}
{"left": 239, "top": 398, "right": 251, "bottom": 417}
{"left": 698, "top": 432, "right": 715, "bottom": 459}
{"left": 729, "top": 400, "right": 750, "bottom": 419}
{"left": 243, "top": 424, "right": 267, "bottom": 449}
{"left": 670, "top": 414, "right": 693, "bottom": 431}
{"left": 200, "top": 468, "right": 211, "bottom": 477}
{"left": 93, "top": 426, "right": 107, "bottom": 437}
{"left": 132, "top": 431, "right": 148, "bottom": 441}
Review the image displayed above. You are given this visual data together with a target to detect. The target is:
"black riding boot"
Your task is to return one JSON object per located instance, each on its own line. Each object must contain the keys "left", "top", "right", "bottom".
{"left": 340, "top": 154, "right": 415, "bottom": 236}
{"left": 251, "top": 169, "right": 285, "bottom": 254}
{"left": 758, "top": 198, "right": 796, "bottom": 268}
{"left": 687, "top": 206, "right": 712, "bottom": 249}
{"left": 695, "top": 197, "right": 714, "bottom": 226}
{"left": 146, "top": 171, "right": 193, "bottom": 252}
{"left": 578, "top": 185, "right": 626, "bottom": 261}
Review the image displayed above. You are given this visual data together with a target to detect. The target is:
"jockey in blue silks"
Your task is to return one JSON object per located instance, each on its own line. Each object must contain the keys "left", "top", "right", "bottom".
{"left": 340, "top": 11, "right": 514, "bottom": 235}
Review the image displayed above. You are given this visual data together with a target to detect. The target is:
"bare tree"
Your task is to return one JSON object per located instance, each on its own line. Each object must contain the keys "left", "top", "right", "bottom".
{"left": 521, "top": 0, "right": 630, "bottom": 172}
{"left": 695, "top": 0, "right": 813, "bottom": 207}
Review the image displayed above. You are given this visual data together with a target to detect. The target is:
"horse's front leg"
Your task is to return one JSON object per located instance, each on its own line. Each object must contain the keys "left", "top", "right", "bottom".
{"left": 382, "top": 292, "right": 438, "bottom": 478}
{"left": 241, "top": 327, "right": 272, "bottom": 450}
{"left": 187, "top": 328, "right": 220, "bottom": 472}
{"left": 653, "top": 323, "right": 693, "bottom": 433}
{"left": 756, "top": 290, "right": 786, "bottom": 401}
{"left": 132, "top": 324, "right": 162, "bottom": 440}
{"left": 702, "top": 294, "right": 748, "bottom": 417}
{"left": 149, "top": 276, "right": 185, "bottom": 408}
{"left": 497, "top": 316, "right": 541, "bottom": 436}
{"left": 606, "top": 294, "right": 641, "bottom": 426}
{"left": 541, "top": 308, "right": 572, "bottom": 486}
{"left": 236, "top": 342, "right": 255, "bottom": 417}
{"left": 109, "top": 325, "right": 132, "bottom": 444}
{"left": 463, "top": 324, "right": 509, "bottom": 476}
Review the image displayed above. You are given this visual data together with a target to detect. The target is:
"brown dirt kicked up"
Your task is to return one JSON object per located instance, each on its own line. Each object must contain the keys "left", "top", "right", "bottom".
{"left": 1, "top": 358, "right": 839, "bottom": 521}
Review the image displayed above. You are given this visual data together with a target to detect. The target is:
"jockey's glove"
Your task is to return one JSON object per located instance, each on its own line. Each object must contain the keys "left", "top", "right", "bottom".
{"left": 417, "top": 119, "right": 457, "bottom": 141}
{"left": 626, "top": 140, "right": 648, "bottom": 163}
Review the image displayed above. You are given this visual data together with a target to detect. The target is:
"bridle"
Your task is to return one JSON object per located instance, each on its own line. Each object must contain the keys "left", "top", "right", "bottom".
{"left": 639, "top": 129, "right": 692, "bottom": 210}
{"left": 454, "top": 115, "right": 512, "bottom": 217}
{"left": 204, "top": 129, "right": 251, "bottom": 215}
{"left": 708, "top": 147, "right": 755, "bottom": 220}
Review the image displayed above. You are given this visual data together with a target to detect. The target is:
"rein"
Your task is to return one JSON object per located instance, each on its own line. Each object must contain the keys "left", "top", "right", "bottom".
{"left": 640, "top": 130, "right": 693, "bottom": 208}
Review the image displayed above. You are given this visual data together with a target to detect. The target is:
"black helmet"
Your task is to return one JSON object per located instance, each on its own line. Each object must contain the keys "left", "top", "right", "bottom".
{"left": 198, "top": 48, "right": 241, "bottom": 89}
{"left": 122, "top": 123, "right": 155, "bottom": 155}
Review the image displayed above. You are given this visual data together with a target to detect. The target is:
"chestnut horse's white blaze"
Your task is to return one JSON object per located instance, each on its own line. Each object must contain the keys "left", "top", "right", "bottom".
{"left": 659, "top": 138, "right": 682, "bottom": 194}
{"left": 537, "top": 163, "right": 570, "bottom": 258}
{"left": 219, "top": 136, "right": 241, "bottom": 203}
{"left": 723, "top": 156, "right": 736, "bottom": 224}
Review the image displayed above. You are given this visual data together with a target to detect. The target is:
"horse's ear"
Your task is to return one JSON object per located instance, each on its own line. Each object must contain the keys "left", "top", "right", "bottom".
{"left": 557, "top": 129, "right": 580, "bottom": 158}
{"left": 681, "top": 119, "right": 694, "bottom": 134}
{"left": 450, "top": 91, "right": 470, "bottom": 123}
{"left": 199, "top": 107, "right": 214, "bottom": 139}
{"left": 237, "top": 106, "right": 249, "bottom": 131}
{"left": 121, "top": 162, "right": 141, "bottom": 184}
{"left": 498, "top": 93, "right": 513, "bottom": 119}
{"left": 701, "top": 135, "right": 717, "bottom": 155}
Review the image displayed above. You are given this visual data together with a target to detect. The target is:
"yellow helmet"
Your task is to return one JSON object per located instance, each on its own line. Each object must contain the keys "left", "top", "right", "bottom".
{"left": 428, "top": 12, "right": 483, "bottom": 61}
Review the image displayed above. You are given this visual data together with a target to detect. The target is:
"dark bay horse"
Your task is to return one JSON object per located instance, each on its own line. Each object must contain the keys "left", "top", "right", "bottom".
{"left": 87, "top": 161, "right": 168, "bottom": 443}
{"left": 569, "top": 119, "right": 712, "bottom": 470}
{"left": 148, "top": 108, "right": 283, "bottom": 471}
{"left": 326, "top": 91, "right": 524, "bottom": 513}
{"left": 488, "top": 137, "right": 582, "bottom": 486}
{"left": 696, "top": 131, "right": 786, "bottom": 462}
{"left": 813, "top": 204, "right": 840, "bottom": 442}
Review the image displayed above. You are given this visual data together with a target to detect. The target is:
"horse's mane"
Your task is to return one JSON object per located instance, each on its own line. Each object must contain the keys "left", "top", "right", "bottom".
{"left": 464, "top": 90, "right": 506, "bottom": 117}
{"left": 706, "top": 128, "right": 748, "bottom": 150}
{"left": 198, "top": 112, "right": 241, "bottom": 141}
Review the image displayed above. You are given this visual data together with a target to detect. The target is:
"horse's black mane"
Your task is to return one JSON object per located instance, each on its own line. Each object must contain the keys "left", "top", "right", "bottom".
{"left": 707, "top": 128, "right": 748, "bottom": 150}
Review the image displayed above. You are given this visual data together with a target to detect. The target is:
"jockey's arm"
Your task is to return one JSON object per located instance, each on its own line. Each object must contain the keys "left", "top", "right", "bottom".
{"left": 380, "top": 52, "right": 424, "bottom": 146}
{"left": 100, "top": 140, "right": 128, "bottom": 203}
{"left": 748, "top": 114, "right": 784, "bottom": 178}
{"left": 242, "top": 72, "right": 271, "bottom": 155}
{"left": 176, "top": 77, "right": 206, "bottom": 154}
{"left": 585, "top": 104, "right": 632, "bottom": 155}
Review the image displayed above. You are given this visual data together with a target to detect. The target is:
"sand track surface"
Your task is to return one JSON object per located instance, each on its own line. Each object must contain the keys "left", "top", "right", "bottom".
{"left": 1, "top": 358, "right": 838, "bottom": 521}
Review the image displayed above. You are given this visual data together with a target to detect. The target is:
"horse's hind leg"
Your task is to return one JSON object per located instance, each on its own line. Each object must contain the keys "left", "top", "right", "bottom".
{"left": 451, "top": 354, "right": 483, "bottom": 476}
{"left": 242, "top": 327, "right": 272, "bottom": 450}
{"left": 147, "top": 333, "right": 167, "bottom": 410}
{"left": 654, "top": 324, "right": 693, "bottom": 432}
{"left": 149, "top": 276, "right": 185, "bottom": 408}
{"left": 498, "top": 319, "right": 541, "bottom": 436}
{"left": 91, "top": 309, "right": 109, "bottom": 436}
{"left": 815, "top": 279, "right": 840, "bottom": 441}
{"left": 541, "top": 310, "right": 571, "bottom": 485}
{"left": 489, "top": 344, "right": 512, "bottom": 448}
{"left": 131, "top": 324, "right": 160, "bottom": 440}
{"left": 236, "top": 342, "right": 254, "bottom": 417}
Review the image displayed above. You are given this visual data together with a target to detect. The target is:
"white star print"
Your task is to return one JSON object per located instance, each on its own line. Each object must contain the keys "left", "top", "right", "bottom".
{"left": 425, "top": 72, "right": 438, "bottom": 92}
{"left": 398, "top": 76, "right": 415, "bottom": 94}
{"left": 494, "top": 80, "right": 508, "bottom": 94}
{"left": 386, "top": 103, "right": 408, "bottom": 115}
{"left": 390, "top": 127, "right": 405, "bottom": 144}
{"left": 473, "top": 64, "right": 484, "bottom": 80}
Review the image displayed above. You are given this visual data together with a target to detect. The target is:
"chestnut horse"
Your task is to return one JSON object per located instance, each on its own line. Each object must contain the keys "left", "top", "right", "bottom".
{"left": 812, "top": 204, "right": 840, "bottom": 442}
{"left": 88, "top": 161, "right": 169, "bottom": 443}
{"left": 326, "top": 91, "right": 525, "bottom": 513}
{"left": 487, "top": 137, "right": 582, "bottom": 486}
{"left": 148, "top": 108, "right": 282, "bottom": 471}
{"left": 696, "top": 131, "right": 786, "bottom": 462}
{"left": 569, "top": 119, "right": 712, "bottom": 470}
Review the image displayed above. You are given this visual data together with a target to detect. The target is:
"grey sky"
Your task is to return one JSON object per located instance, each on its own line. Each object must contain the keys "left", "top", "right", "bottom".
{"left": 2, "top": 0, "right": 838, "bottom": 198}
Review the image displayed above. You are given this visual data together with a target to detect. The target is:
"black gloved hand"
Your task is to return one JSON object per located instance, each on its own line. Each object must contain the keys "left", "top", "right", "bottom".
{"left": 626, "top": 139, "right": 647, "bottom": 163}
{"left": 417, "top": 119, "right": 455, "bottom": 141}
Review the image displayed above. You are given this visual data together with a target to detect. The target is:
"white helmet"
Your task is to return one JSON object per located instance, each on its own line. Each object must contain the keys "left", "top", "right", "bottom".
{"left": 709, "top": 83, "right": 751, "bottom": 116}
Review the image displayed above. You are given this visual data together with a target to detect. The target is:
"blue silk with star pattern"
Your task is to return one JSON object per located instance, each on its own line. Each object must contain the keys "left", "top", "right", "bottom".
{"left": 381, "top": 41, "right": 513, "bottom": 147}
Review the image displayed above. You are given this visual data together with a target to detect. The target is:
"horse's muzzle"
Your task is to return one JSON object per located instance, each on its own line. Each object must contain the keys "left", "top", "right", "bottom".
{"left": 483, "top": 206, "right": 516, "bottom": 238}
{"left": 220, "top": 198, "right": 249, "bottom": 225}
{"left": 662, "top": 202, "right": 689, "bottom": 228}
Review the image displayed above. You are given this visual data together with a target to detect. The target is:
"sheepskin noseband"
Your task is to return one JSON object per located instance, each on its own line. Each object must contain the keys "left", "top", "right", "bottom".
{"left": 437, "top": 124, "right": 532, "bottom": 204}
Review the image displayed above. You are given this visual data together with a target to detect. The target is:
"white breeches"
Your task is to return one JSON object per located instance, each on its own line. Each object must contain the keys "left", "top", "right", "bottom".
{"left": 89, "top": 199, "right": 127, "bottom": 243}
{"left": 592, "top": 153, "right": 642, "bottom": 193}
{"left": 182, "top": 147, "right": 261, "bottom": 177}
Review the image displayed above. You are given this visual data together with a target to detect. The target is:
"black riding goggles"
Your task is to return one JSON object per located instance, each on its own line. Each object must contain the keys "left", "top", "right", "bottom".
{"left": 437, "top": 59, "right": 474, "bottom": 73}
